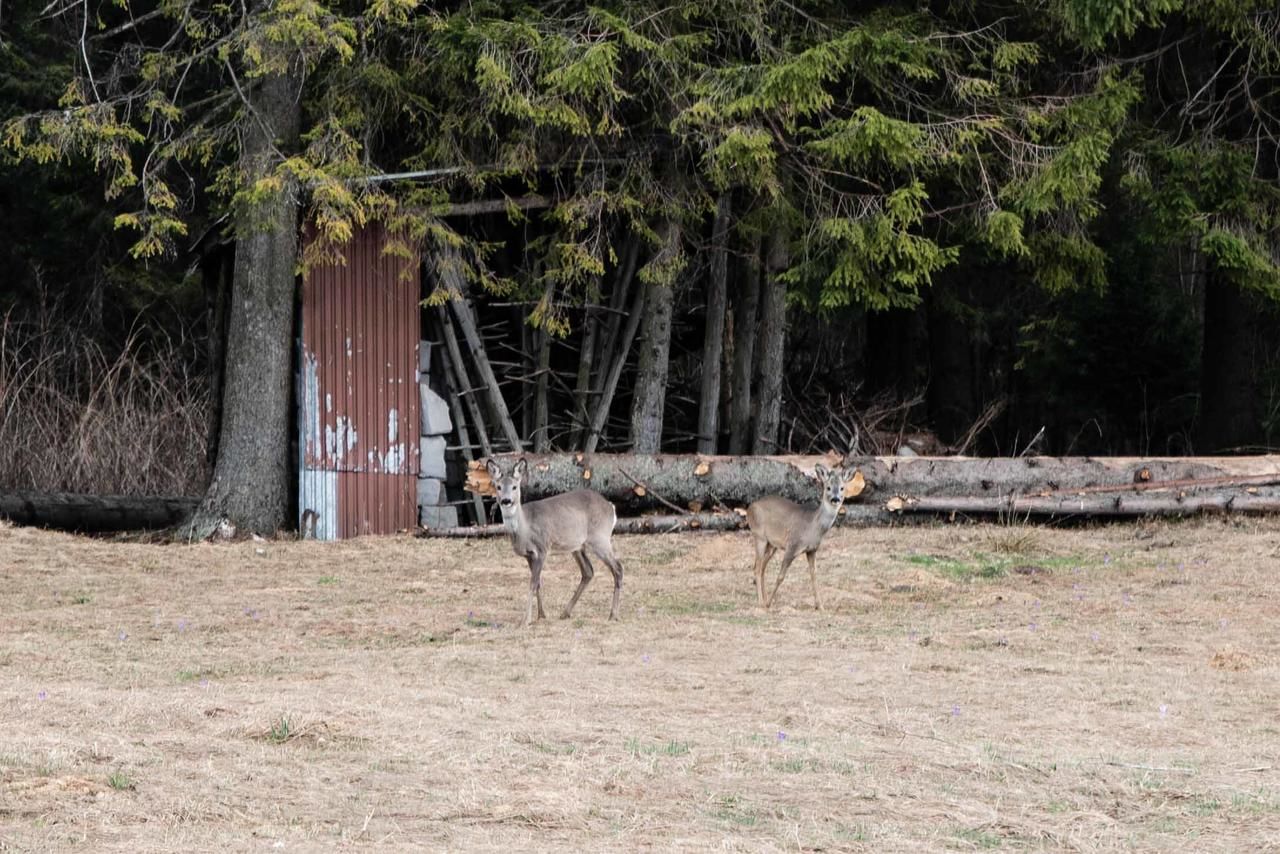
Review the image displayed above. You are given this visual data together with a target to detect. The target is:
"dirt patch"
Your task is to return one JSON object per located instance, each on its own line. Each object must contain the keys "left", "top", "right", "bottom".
{"left": 1, "top": 517, "right": 1280, "bottom": 850}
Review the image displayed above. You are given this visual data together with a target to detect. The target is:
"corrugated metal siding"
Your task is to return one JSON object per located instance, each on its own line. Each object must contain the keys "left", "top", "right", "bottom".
{"left": 298, "top": 222, "right": 420, "bottom": 539}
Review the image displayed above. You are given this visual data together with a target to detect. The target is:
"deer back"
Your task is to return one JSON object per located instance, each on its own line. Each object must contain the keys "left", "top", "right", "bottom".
{"left": 519, "top": 488, "right": 616, "bottom": 553}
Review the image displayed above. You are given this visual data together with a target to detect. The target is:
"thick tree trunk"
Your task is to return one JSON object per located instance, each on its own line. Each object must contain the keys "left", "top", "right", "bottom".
{"left": 893, "top": 490, "right": 1280, "bottom": 519}
{"left": 1197, "top": 276, "right": 1260, "bottom": 452}
{"left": 468, "top": 452, "right": 1280, "bottom": 514}
{"left": 201, "top": 247, "right": 232, "bottom": 467}
{"left": 698, "top": 194, "right": 732, "bottom": 454}
{"left": 629, "top": 220, "right": 681, "bottom": 453}
{"left": 187, "top": 64, "right": 303, "bottom": 537}
{"left": 752, "top": 230, "right": 787, "bottom": 454}
{"left": 728, "top": 238, "right": 761, "bottom": 454}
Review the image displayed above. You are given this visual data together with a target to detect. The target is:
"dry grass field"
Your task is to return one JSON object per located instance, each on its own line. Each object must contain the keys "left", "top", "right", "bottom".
{"left": 2, "top": 516, "right": 1280, "bottom": 852}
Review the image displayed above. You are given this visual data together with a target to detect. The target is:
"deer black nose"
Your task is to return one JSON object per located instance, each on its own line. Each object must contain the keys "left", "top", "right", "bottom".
{"left": 500, "top": 498, "right": 513, "bottom": 506}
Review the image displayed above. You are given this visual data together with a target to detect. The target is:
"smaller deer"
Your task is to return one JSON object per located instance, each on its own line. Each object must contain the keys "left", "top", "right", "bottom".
{"left": 747, "top": 463, "right": 857, "bottom": 610}
{"left": 486, "top": 457, "right": 624, "bottom": 626}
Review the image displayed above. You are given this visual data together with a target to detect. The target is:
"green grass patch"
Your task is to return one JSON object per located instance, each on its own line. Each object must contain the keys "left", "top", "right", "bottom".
{"left": 317, "top": 575, "right": 339, "bottom": 586}
{"left": 72, "top": 594, "right": 92, "bottom": 605}
{"left": 625, "top": 737, "right": 691, "bottom": 757}
{"left": 268, "top": 716, "right": 294, "bottom": 744}
{"left": 107, "top": 770, "right": 134, "bottom": 791}
{"left": 899, "top": 552, "right": 1088, "bottom": 582}
{"left": 712, "top": 794, "right": 758, "bottom": 827}
{"left": 647, "top": 596, "right": 734, "bottom": 616}
{"left": 952, "top": 826, "right": 1002, "bottom": 848}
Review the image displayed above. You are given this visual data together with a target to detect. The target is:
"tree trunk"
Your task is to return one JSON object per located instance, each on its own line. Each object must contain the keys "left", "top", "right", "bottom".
{"left": 585, "top": 258, "right": 648, "bottom": 453}
{"left": 572, "top": 301, "right": 598, "bottom": 449}
{"left": 697, "top": 194, "right": 732, "bottom": 454}
{"left": 728, "top": 237, "right": 761, "bottom": 454}
{"left": 468, "top": 452, "right": 1280, "bottom": 514}
{"left": 629, "top": 220, "right": 682, "bottom": 453}
{"left": 187, "top": 64, "right": 303, "bottom": 537}
{"left": 752, "top": 230, "right": 787, "bottom": 454}
{"left": 201, "top": 247, "right": 232, "bottom": 467}
{"left": 892, "top": 490, "right": 1280, "bottom": 519}
{"left": 533, "top": 312, "right": 552, "bottom": 452}
{"left": 1197, "top": 276, "right": 1261, "bottom": 453}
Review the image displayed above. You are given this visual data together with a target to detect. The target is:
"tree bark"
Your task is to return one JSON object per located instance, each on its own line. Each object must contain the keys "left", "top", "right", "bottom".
{"left": 468, "top": 452, "right": 1280, "bottom": 514}
{"left": 697, "top": 193, "right": 732, "bottom": 454}
{"left": 571, "top": 300, "right": 598, "bottom": 449}
{"left": 728, "top": 237, "right": 761, "bottom": 454}
{"left": 892, "top": 490, "right": 1280, "bottom": 519}
{"left": 187, "top": 62, "right": 303, "bottom": 537}
{"left": 752, "top": 229, "right": 787, "bottom": 454}
{"left": 585, "top": 259, "right": 648, "bottom": 453}
{"left": 533, "top": 314, "right": 552, "bottom": 452}
{"left": 629, "top": 219, "right": 681, "bottom": 453}
{"left": 1197, "top": 275, "right": 1260, "bottom": 453}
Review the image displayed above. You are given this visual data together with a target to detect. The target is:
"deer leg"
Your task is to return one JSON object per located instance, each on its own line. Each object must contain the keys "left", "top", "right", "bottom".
{"left": 753, "top": 541, "right": 776, "bottom": 607}
{"left": 589, "top": 541, "right": 624, "bottom": 621}
{"left": 562, "top": 550, "right": 595, "bottom": 619}
{"left": 766, "top": 543, "right": 802, "bottom": 609}
{"left": 524, "top": 551, "right": 546, "bottom": 626}
{"left": 806, "top": 551, "right": 823, "bottom": 611}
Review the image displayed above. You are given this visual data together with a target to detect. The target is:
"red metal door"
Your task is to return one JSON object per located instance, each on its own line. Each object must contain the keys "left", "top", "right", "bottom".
{"left": 298, "top": 222, "right": 420, "bottom": 538}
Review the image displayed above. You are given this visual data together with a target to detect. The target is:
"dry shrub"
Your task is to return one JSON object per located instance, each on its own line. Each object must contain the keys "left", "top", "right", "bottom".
{"left": 0, "top": 312, "right": 210, "bottom": 495}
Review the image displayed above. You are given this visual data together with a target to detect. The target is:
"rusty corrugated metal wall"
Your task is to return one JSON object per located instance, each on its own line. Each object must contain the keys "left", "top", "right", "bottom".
{"left": 298, "top": 222, "right": 420, "bottom": 539}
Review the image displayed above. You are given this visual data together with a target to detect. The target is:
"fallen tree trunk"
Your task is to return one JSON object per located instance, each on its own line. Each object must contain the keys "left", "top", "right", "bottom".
{"left": 419, "top": 512, "right": 750, "bottom": 537}
{"left": 0, "top": 493, "right": 200, "bottom": 532}
{"left": 891, "top": 489, "right": 1280, "bottom": 519}
{"left": 467, "top": 452, "right": 1280, "bottom": 513}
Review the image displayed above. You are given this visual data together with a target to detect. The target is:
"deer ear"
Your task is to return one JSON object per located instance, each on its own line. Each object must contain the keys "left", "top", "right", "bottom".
{"left": 485, "top": 458, "right": 502, "bottom": 479}
{"left": 842, "top": 466, "right": 858, "bottom": 483}
{"left": 514, "top": 457, "right": 529, "bottom": 478}
{"left": 814, "top": 464, "right": 830, "bottom": 481}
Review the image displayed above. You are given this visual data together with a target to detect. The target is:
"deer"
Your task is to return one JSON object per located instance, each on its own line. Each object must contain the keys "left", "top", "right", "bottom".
{"left": 485, "top": 457, "right": 624, "bottom": 626}
{"left": 747, "top": 462, "right": 858, "bottom": 611}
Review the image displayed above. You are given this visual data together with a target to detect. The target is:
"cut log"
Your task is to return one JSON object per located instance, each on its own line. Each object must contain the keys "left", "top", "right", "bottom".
{"left": 466, "top": 452, "right": 1280, "bottom": 514}
{"left": 0, "top": 493, "right": 200, "bottom": 532}
{"left": 891, "top": 490, "right": 1280, "bottom": 519}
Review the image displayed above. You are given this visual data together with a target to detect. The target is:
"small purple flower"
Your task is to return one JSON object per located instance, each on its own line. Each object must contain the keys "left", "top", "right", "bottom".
{"left": 776, "top": 731, "right": 787, "bottom": 742}
{"left": 1103, "top": 554, "right": 1112, "bottom": 565}
{"left": 199, "top": 679, "right": 210, "bottom": 688}
{"left": 177, "top": 619, "right": 188, "bottom": 632}
{"left": 1123, "top": 593, "right": 1132, "bottom": 606}
{"left": 641, "top": 654, "right": 650, "bottom": 664}
{"left": 1218, "top": 618, "right": 1228, "bottom": 630}
{"left": 1034, "top": 599, "right": 1042, "bottom": 609}
{"left": 1090, "top": 631, "right": 1100, "bottom": 642}
{"left": 37, "top": 691, "right": 47, "bottom": 701}
{"left": 1159, "top": 704, "right": 1168, "bottom": 719}
{"left": 118, "top": 631, "right": 128, "bottom": 641}
{"left": 950, "top": 704, "right": 961, "bottom": 718}
{"left": 1178, "top": 563, "right": 1186, "bottom": 572}
{"left": 1029, "top": 621, "right": 1038, "bottom": 632}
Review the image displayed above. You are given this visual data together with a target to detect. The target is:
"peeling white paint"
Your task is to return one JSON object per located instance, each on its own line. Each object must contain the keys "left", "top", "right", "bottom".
{"left": 300, "top": 351, "right": 321, "bottom": 462}
{"left": 325, "top": 393, "right": 332, "bottom": 413}
{"left": 326, "top": 416, "right": 359, "bottom": 462}
{"left": 383, "top": 443, "right": 406, "bottom": 474}
{"left": 387, "top": 409, "right": 399, "bottom": 444}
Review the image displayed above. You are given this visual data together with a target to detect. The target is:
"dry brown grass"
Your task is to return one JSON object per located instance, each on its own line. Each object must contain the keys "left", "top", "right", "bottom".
{"left": 2, "top": 517, "right": 1280, "bottom": 851}
{"left": 0, "top": 314, "right": 210, "bottom": 496}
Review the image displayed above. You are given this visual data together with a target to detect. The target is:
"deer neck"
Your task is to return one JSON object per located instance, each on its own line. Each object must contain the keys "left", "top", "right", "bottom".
{"left": 811, "top": 500, "right": 839, "bottom": 533}
{"left": 500, "top": 500, "right": 528, "bottom": 540}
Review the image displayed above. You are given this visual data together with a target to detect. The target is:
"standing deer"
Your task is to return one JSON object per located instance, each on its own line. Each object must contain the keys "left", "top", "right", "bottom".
{"left": 747, "top": 463, "right": 857, "bottom": 610}
{"left": 486, "top": 457, "right": 624, "bottom": 626}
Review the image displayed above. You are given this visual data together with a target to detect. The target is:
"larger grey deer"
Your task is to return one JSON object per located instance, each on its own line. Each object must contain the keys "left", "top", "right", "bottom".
{"left": 486, "top": 457, "right": 624, "bottom": 626}
{"left": 747, "top": 462, "right": 857, "bottom": 610}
